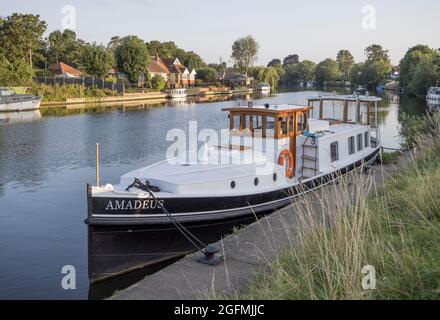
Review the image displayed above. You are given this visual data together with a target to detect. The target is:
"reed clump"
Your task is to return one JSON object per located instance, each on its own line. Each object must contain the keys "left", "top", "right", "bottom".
{"left": 235, "top": 113, "right": 440, "bottom": 300}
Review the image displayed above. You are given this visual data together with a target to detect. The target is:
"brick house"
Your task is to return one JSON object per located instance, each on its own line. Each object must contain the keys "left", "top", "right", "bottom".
{"left": 147, "top": 56, "right": 196, "bottom": 88}
{"left": 49, "top": 62, "right": 83, "bottom": 78}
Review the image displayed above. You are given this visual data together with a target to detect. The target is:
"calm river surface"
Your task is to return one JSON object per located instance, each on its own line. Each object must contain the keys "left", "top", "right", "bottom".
{"left": 0, "top": 89, "right": 426, "bottom": 299}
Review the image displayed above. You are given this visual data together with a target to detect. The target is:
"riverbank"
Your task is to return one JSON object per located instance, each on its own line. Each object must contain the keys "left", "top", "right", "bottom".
{"left": 111, "top": 114, "right": 440, "bottom": 300}
{"left": 110, "top": 155, "right": 406, "bottom": 300}
{"left": 34, "top": 85, "right": 253, "bottom": 107}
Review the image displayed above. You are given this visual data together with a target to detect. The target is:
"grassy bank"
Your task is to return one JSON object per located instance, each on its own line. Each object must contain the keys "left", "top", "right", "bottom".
{"left": 229, "top": 114, "right": 440, "bottom": 300}
{"left": 29, "top": 83, "right": 116, "bottom": 102}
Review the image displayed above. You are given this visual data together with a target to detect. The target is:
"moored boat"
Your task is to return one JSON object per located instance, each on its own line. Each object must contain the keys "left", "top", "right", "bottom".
{"left": 257, "top": 82, "right": 271, "bottom": 94}
{"left": 427, "top": 87, "right": 440, "bottom": 110}
{"left": 0, "top": 88, "right": 41, "bottom": 112}
{"left": 86, "top": 95, "right": 382, "bottom": 283}
{"left": 169, "top": 88, "right": 188, "bottom": 99}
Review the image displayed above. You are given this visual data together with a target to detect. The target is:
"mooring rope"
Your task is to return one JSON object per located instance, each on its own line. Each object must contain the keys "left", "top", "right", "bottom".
{"left": 127, "top": 179, "right": 208, "bottom": 253}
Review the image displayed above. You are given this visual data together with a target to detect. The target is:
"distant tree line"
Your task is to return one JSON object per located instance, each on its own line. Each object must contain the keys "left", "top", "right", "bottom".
{"left": 1, "top": 13, "right": 438, "bottom": 96}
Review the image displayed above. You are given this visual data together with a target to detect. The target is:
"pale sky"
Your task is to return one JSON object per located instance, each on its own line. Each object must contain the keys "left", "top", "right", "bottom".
{"left": 1, "top": 0, "right": 439, "bottom": 66}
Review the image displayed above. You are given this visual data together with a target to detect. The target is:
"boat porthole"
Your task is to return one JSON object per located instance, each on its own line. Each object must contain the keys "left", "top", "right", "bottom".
{"left": 254, "top": 177, "right": 259, "bottom": 186}
{"left": 273, "top": 173, "right": 277, "bottom": 182}
{"left": 230, "top": 181, "right": 236, "bottom": 189}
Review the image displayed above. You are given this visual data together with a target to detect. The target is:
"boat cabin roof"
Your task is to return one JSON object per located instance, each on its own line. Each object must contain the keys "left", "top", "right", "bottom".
{"left": 222, "top": 103, "right": 312, "bottom": 115}
{"left": 222, "top": 103, "right": 312, "bottom": 139}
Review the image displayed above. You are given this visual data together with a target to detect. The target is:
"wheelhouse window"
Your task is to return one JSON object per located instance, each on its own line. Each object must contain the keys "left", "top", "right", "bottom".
{"left": 357, "top": 134, "right": 363, "bottom": 151}
{"left": 364, "top": 131, "right": 370, "bottom": 147}
{"left": 348, "top": 136, "right": 355, "bottom": 155}
{"left": 331, "top": 142, "right": 339, "bottom": 162}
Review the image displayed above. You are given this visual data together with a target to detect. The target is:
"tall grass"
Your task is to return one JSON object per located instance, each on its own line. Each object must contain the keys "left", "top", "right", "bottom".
{"left": 231, "top": 113, "right": 440, "bottom": 300}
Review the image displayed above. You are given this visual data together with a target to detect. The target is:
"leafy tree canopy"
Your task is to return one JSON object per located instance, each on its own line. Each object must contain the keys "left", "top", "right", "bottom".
{"left": 399, "top": 44, "right": 439, "bottom": 87}
{"left": 196, "top": 67, "right": 218, "bottom": 83}
{"left": 150, "top": 74, "right": 166, "bottom": 91}
{"left": 283, "top": 54, "right": 299, "bottom": 67}
{"left": 0, "top": 13, "right": 47, "bottom": 67}
{"left": 231, "top": 35, "right": 259, "bottom": 75}
{"left": 82, "top": 43, "right": 115, "bottom": 79}
{"left": 256, "top": 67, "right": 280, "bottom": 91}
{"left": 336, "top": 49, "right": 354, "bottom": 80}
{"left": 47, "top": 29, "right": 84, "bottom": 68}
{"left": 115, "top": 36, "right": 150, "bottom": 83}
{"left": 315, "top": 58, "right": 341, "bottom": 83}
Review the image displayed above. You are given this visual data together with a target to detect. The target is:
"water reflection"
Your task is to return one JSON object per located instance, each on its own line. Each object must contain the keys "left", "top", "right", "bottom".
{"left": 0, "top": 89, "right": 428, "bottom": 299}
{"left": 0, "top": 110, "right": 41, "bottom": 125}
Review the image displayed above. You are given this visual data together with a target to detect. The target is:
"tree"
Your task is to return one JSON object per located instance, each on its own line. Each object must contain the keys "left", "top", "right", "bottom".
{"left": 267, "top": 59, "right": 282, "bottom": 68}
{"left": 0, "top": 53, "right": 34, "bottom": 86}
{"left": 256, "top": 67, "right": 280, "bottom": 91}
{"left": 231, "top": 35, "right": 259, "bottom": 75}
{"left": 82, "top": 43, "right": 115, "bottom": 79}
{"left": 362, "top": 59, "right": 392, "bottom": 87}
{"left": 315, "top": 58, "right": 342, "bottom": 83}
{"left": 365, "top": 44, "right": 390, "bottom": 62}
{"left": 183, "top": 51, "right": 205, "bottom": 70}
{"left": 146, "top": 40, "right": 178, "bottom": 58}
{"left": 267, "top": 58, "right": 284, "bottom": 77}
{"left": 151, "top": 74, "right": 166, "bottom": 91}
{"left": 281, "top": 60, "right": 316, "bottom": 84}
{"left": 0, "top": 13, "right": 47, "bottom": 67}
{"left": 407, "top": 59, "right": 439, "bottom": 95}
{"left": 361, "top": 44, "right": 392, "bottom": 87}
{"left": 283, "top": 54, "right": 299, "bottom": 67}
{"left": 399, "top": 45, "right": 438, "bottom": 87}
{"left": 47, "top": 29, "right": 83, "bottom": 67}
{"left": 115, "top": 36, "right": 149, "bottom": 84}
{"left": 336, "top": 50, "right": 354, "bottom": 80}
{"left": 196, "top": 67, "right": 218, "bottom": 83}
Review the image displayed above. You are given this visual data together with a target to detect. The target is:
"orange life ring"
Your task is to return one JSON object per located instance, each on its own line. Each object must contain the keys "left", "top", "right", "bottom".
{"left": 278, "top": 149, "right": 294, "bottom": 177}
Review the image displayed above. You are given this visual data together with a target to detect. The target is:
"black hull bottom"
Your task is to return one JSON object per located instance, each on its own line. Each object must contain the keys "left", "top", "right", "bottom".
{"left": 88, "top": 213, "right": 268, "bottom": 283}
{"left": 87, "top": 148, "right": 380, "bottom": 283}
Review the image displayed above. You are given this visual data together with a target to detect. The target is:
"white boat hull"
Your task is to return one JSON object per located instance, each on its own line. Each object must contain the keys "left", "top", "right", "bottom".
{"left": 0, "top": 98, "right": 41, "bottom": 112}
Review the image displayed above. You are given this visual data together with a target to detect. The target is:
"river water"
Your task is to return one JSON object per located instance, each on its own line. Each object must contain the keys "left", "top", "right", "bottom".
{"left": 0, "top": 89, "right": 426, "bottom": 299}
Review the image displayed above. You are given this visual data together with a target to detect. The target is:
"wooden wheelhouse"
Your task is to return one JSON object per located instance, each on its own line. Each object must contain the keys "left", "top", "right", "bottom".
{"left": 222, "top": 104, "right": 313, "bottom": 175}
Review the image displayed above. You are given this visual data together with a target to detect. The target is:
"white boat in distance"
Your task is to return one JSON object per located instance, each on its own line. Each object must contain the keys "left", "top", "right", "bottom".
{"left": 170, "top": 88, "right": 188, "bottom": 99}
{"left": 0, "top": 88, "right": 41, "bottom": 112}
{"left": 427, "top": 87, "right": 440, "bottom": 108}
{"left": 86, "top": 94, "right": 383, "bottom": 282}
{"left": 258, "top": 82, "right": 271, "bottom": 94}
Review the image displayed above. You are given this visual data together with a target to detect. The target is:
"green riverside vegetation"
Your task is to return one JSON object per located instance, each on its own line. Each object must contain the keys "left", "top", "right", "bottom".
{"left": 222, "top": 113, "right": 440, "bottom": 300}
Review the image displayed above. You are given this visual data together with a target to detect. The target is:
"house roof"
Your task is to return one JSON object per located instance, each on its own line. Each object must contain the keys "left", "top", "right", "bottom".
{"left": 147, "top": 56, "right": 170, "bottom": 74}
{"left": 49, "top": 62, "right": 82, "bottom": 76}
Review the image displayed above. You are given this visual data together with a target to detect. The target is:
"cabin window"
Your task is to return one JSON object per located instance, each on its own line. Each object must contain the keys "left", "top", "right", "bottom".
{"left": 266, "top": 117, "right": 275, "bottom": 130}
{"left": 280, "top": 117, "right": 288, "bottom": 135}
{"left": 233, "top": 116, "right": 240, "bottom": 130}
{"left": 364, "top": 132, "right": 370, "bottom": 147}
{"left": 348, "top": 136, "right": 355, "bottom": 155}
{"left": 297, "top": 113, "right": 306, "bottom": 132}
{"left": 331, "top": 142, "right": 339, "bottom": 162}
{"left": 253, "top": 115, "right": 263, "bottom": 130}
{"left": 289, "top": 115, "right": 294, "bottom": 132}
{"left": 357, "top": 134, "right": 363, "bottom": 151}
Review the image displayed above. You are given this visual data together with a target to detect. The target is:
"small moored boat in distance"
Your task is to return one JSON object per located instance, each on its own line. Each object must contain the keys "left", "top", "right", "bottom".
{"left": 354, "top": 85, "right": 368, "bottom": 96}
{"left": 0, "top": 88, "right": 41, "bottom": 112}
{"left": 86, "top": 94, "right": 382, "bottom": 283}
{"left": 426, "top": 87, "right": 440, "bottom": 110}
{"left": 258, "top": 83, "right": 271, "bottom": 94}
{"left": 170, "top": 88, "right": 188, "bottom": 99}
